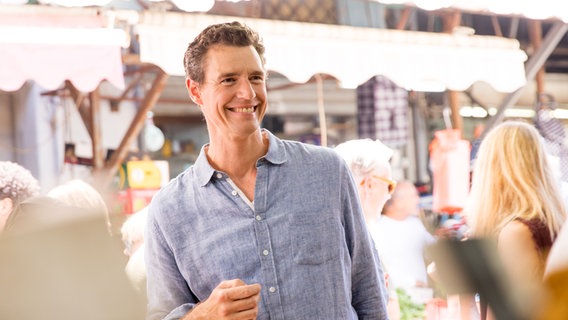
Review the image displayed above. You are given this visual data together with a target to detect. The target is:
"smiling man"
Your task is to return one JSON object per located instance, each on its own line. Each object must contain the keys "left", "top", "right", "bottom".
{"left": 145, "top": 22, "right": 389, "bottom": 320}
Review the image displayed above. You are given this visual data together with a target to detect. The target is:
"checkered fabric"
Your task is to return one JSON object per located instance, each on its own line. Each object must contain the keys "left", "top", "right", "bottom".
{"left": 356, "top": 76, "right": 409, "bottom": 148}
{"left": 534, "top": 108, "right": 568, "bottom": 182}
{"left": 356, "top": 77, "right": 377, "bottom": 139}
{"left": 374, "top": 76, "right": 409, "bottom": 147}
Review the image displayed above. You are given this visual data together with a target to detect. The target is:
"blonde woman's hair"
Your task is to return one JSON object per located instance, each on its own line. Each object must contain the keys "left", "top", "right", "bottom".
{"left": 47, "top": 179, "right": 111, "bottom": 233}
{"left": 47, "top": 180, "right": 108, "bottom": 215}
{"left": 466, "top": 121, "right": 566, "bottom": 239}
{"left": 121, "top": 206, "right": 148, "bottom": 251}
{"left": 334, "top": 139, "right": 394, "bottom": 183}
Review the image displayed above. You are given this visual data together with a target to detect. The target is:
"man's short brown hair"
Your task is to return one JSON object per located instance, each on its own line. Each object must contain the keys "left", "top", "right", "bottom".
{"left": 183, "top": 21, "right": 266, "bottom": 83}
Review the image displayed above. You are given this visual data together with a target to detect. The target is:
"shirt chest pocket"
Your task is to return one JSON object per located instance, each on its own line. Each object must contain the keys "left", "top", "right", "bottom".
{"left": 290, "top": 215, "right": 341, "bottom": 265}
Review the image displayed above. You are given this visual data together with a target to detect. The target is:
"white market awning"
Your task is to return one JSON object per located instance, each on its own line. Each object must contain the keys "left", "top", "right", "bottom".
{"left": 0, "top": 5, "right": 126, "bottom": 92}
{"left": 373, "top": 1, "right": 568, "bottom": 22}
{"left": 136, "top": 11, "right": 527, "bottom": 92}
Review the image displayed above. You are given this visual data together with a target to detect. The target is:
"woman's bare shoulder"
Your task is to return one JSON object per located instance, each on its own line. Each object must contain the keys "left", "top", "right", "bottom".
{"left": 498, "top": 219, "right": 534, "bottom": 245}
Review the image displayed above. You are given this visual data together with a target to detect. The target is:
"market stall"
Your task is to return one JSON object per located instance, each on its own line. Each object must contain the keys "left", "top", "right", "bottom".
{"left": 136, "top": 11, "right": 528, "bottom": 92}
{"left": 134, "top": 11, "right": 529, "bottom": 148}
{"left": 0, "top": 5, "right": 168, "bottom": 189}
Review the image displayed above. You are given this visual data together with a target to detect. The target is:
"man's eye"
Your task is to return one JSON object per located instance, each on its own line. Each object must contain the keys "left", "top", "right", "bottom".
{"left": 250, "top": 76, "right": 265, "bottom": 83}
{"left": 221, "top": 78, "right": 236, "bottom": 84}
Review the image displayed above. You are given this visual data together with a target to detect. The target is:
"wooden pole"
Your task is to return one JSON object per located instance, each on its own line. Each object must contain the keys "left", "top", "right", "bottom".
{"left": 529, "top": 20, "right": 546, "bottom": 102}
{"left": 65, "top": 80, "right": 93, "bottom": 138}
{"left": 89, "top": 87, "right": 104, "bottom": 170}
{"left": 396, "top": 6, "right": 412, "bottom": 30}
{"left": 95, "top": 65, "right": 169, "bottom": 189}
{"left": 315, "top": 74, "right": 327, "bottom": 147}
{"left": 443, "top": 10, "right": 463, "bottom": 132}
{"left": 481, "top": 21, "right": 568, "bottom": 138}
{"left": 64, "top": 80, "right": 104, "bottom": 169}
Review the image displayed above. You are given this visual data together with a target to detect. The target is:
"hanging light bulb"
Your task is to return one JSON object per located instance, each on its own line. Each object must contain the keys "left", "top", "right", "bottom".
{"left": 143, "top": 112, "right": 165, "bottom": 153}
{"left": 170, "top": 0, "right": 215, "bottom": 12}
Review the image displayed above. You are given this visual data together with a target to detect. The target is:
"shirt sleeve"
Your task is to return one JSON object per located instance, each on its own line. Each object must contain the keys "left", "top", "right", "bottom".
{"left": 145, "top": 196, "right": 197, "bottom": 320}
{"left": 338, "top": 159, "right": 390, "bottom": 319}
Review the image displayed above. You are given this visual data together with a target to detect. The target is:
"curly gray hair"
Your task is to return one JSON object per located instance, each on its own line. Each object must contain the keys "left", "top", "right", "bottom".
{"left": 334, "top": 139, "right": 394, "bottom": 183}
{"left": 0, "top": 161, "right": 40, "bottom": 205}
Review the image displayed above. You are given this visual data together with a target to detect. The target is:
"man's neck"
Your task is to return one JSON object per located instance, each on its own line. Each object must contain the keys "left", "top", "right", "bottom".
{"left": 206, "top": 130, "right": 268, "bottom": 201}
{"left": 362, "top": 202, "right": 381, "bottom": 223}
{"left": 206, "top": 130, "right": 268, "bottom": 177}
{"left": 384, "top": 210, "right": 408, "bottom": 221}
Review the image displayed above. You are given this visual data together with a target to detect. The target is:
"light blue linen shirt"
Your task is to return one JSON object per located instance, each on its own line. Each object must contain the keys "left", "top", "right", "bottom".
{"left": 145, "top": 130, "right": 389, "bottom": 320}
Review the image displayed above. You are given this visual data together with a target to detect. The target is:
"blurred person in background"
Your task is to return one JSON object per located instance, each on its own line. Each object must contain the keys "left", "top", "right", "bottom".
{"left": 334, "top": 138, "right": 395, "bottom": 234}
{"left": 0, "top": 195, "right": 145, "bottom": 320}
{"left": 334, "top": 138, "right": 401, "bottom": 319}
{"left": 376, "top": 180, "right": 436, "bottom": 291}
{"left": 0, "top": 161, "right": 40, "bottom": 232}
{"left": 121, "top": 206, "right": 148, "bottom": 297}
{"left": 465, "top": 120, "right": 567, "bottom": 320}
{"left": 545, "top": 220, "right": 568, "bottom": 277}
{"left": 537, "top": 221, "right": 568, "bottom": 320}
{"left": 47, "top": 179, "right": 112, "bottom": 234}
{"left": 4, "top": 196, "right": 73, "bottom": 234}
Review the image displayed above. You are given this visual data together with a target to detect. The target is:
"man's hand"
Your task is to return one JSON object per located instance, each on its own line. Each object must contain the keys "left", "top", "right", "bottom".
{"left": 184, "top": 279, "right": 262, "bottom": 320}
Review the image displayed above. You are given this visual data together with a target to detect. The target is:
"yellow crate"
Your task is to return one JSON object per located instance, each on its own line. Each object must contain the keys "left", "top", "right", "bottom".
{"left": 119, "top": 160, "right": 169, "bottom": 189}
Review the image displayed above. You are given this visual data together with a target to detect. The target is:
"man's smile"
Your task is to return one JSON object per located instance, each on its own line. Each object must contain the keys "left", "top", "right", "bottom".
{"left": 229, "top": 106, "right": 256, "bottom": 113}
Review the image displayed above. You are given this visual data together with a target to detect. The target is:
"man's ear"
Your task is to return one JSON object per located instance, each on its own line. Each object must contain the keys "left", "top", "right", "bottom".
{"left": 186, "top": 77, "right": 203, "bottom": 105}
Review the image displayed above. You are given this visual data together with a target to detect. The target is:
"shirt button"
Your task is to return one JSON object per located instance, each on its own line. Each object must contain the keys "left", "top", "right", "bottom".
{"left": 269, "top": 287, "right": 276, "bottom": 293}
{"left": 262, "top": 249, "right": 269, "bottom": 256}
{"left": 216, "top": 173, "right": 222, "bottom": 179}
{"left": 231, "top": 190, "right": 238, "bottom": 196}
{"left": 255, "top": 215, "right": 262, "bottom": 221}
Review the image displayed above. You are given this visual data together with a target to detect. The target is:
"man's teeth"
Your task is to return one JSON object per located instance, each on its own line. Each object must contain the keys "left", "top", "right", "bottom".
{"left": 234, "top": 107, "right": 254, "bottom": 113}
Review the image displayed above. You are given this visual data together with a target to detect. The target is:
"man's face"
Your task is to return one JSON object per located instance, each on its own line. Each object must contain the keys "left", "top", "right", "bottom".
{"left": 187, "top": 44, "right": 267, "bottom": 140}
{"left": 393, "top": 183, "right": 420, "bottom": 216}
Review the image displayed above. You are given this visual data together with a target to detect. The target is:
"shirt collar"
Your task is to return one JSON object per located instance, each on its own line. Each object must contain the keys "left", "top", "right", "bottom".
{"left": 193, "top": 129, "right": 288, "bottom": 187}
{"left": 262, "top": 129, "right": 287, "bottom": 165}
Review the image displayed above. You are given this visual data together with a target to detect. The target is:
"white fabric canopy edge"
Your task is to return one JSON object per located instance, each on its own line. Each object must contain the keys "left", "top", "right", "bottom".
{"left": 137, "top": 11, "right": 527, "bottom": 92}
{"left": 373, "top": 1, "right": 568, "bottom": 22}
{"left": 0, "top": 4, "right": 127, "bottom": 92}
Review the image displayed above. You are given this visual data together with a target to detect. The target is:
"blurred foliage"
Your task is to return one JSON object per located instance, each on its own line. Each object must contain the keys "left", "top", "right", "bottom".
{"left": 396, "top": 287, "right": 426, "bottom": 320}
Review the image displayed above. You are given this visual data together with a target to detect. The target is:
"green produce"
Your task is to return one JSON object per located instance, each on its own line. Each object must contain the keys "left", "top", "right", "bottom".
{"left": 396, "top": 287, "right": 426, "bottom": 320}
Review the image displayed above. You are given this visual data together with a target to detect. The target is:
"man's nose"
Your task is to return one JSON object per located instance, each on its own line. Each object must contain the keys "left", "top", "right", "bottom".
{"left": 236, "top": 79, "right": 256, "bottom": 100}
